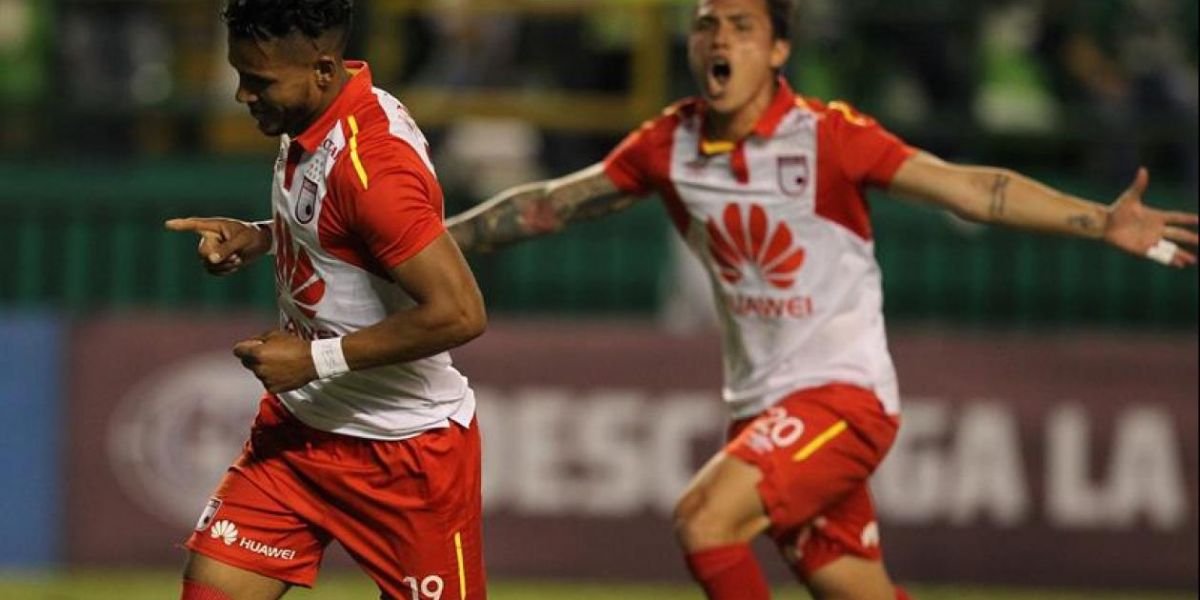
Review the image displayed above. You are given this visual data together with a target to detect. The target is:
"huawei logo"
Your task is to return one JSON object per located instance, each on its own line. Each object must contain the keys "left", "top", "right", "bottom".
{"left": 860, "top": 521, "right": 880, "bottom": 549}
{"left": 210, "top": 520, "right": 239, "bottom": 546}
{"left": 273, "top": 218, "right": 326, "bottom": 319}
{"left": 707, "top": 204, "right": 806, "bottom": 289}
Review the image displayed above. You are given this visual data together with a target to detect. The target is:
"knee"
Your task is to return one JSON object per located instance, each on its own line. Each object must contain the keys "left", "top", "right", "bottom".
{"left": 673, "top": 488, "right": 740, "bottom": 551}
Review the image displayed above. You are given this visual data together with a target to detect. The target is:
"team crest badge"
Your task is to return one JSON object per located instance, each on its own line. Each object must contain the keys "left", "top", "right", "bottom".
{"left": 295, "top": 177, "right": 319, "bottom": 224}
{"left": 777, "top": 155, "right": 811, "bottom": 196}
{"left": 194, "top": 498, "right": 223, "bottom": 532}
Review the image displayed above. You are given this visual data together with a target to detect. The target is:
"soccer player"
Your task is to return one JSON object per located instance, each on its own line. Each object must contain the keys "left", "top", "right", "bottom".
{"left": 447, "top": 0, "right": 1199, "bottom": 598}
{"left": 165, "top": 2, "right": 488, "bottom": 599}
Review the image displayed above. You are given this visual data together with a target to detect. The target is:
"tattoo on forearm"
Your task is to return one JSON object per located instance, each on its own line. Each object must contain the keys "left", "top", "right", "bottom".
{"left": 477, "top": 194, "right": 535, "bottom": 252}
{"left": 989, "top": 174, "right": 1011, "bottom": 219}
{"left": 1066, "top": 213, "right": 1098, "bottom": 232}
{"left": 462, "top": 171, "right": 630, "bottom": 253}
{"left": 554, "top": 174, "right": 630, "bottom": 222}
{"left": 573, "top": 193, "right": 637, "bottom": 220}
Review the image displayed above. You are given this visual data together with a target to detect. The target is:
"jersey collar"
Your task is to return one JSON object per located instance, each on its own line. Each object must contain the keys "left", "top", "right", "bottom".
{"left": 292, "top": 60, "right": 373, "bottom": 153}
{"left": 699, "top": 77, "right": 796, "bottom": 156}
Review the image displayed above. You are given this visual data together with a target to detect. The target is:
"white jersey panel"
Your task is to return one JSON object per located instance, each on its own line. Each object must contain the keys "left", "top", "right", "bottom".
{"left": 268, "top": 90, "right": 474, "bottom": 441}
{"left": 668, "top": 109, "right": 899, "bottom": 418}
{"left": 372, "top": 89, "right": 438, "bottom": 178}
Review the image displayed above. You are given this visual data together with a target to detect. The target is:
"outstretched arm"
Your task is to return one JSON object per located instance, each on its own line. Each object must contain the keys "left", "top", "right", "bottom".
{"left": 447, "top": 163, "right": 641, "bottom": 254}
{"left": 888, "top": 153, "right": 1199, "bottom": 267}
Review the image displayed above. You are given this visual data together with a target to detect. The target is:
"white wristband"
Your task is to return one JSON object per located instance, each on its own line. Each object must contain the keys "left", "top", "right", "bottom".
{"left": 311, "top": 338, "right": 350, "bottom": 379}
{"left": 1145, "top": 239, "right": 1178, "bottom": 265}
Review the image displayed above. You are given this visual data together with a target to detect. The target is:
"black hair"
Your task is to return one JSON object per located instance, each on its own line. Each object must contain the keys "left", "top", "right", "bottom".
{"left": 222, "top": 0, "right": 353, "bottom": 42}
{"left": 767, "top": 0, "right": 794, "bottom": 41}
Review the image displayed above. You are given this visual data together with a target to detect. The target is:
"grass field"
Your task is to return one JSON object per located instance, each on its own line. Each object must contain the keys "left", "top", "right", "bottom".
{"left": 0, "top": 570, "right": 1193, "bottom": 600}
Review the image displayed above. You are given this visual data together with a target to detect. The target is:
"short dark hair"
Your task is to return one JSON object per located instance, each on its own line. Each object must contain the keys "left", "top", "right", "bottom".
{"left": 767, "top": 0, "right": 794, "bottom": 41}
{"left": 222, "top": 0, "right": 353, "bottom": 42}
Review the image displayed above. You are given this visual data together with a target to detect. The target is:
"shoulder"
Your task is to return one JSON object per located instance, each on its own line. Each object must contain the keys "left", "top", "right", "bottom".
{"left": 347, "top": 89, "right": 428, "bottom": 156}
{"left": 333, "top": 90, "right": 436, "bottom": 190}
{"left": 664, "top": 97, "right": 703, "bottom": 121}
{"left": 617, "top": 97, "right": 700, "bottom": 156}
{"left": 797, "top": 96, "right": 881, "bottom": 129}
{"left": 638, "top": 97, "right": 701, "bottom": 136}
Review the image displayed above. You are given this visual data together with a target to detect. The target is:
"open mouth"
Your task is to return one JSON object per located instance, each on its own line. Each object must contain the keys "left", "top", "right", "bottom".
{"left": 711, "top": 59, "right": 731, "bottom": 85}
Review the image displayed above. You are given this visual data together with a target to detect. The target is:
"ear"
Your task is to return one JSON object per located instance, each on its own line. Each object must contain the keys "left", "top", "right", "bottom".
{"left": 314, "top": 55, "right": 338, "bottom": 89}
{"left": 769, "top": 39, "right": 791, "bottom": 70}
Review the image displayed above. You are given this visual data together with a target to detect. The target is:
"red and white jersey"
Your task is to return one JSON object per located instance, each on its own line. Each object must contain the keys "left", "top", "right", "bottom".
{"left": 605, "top": 80, "right": 915, "bottom": 418}
{"left": 269, "top": 62, "right": 474, "bottom": 440}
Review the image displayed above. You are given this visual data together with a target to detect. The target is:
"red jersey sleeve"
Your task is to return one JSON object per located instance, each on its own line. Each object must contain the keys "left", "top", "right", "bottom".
{"left": 331, "top": 139, "right": 446, "bottom": 271}
{"left": 825, "top": 101, "right": 915, "bottom": 188}
{"left": 603, "top": 105, "right": 684, "bottom": 196}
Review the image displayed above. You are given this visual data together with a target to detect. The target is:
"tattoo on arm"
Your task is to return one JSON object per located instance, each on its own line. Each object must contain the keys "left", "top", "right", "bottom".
{"left": 988, "top": 174, "right": 1011, "bottom": 219}
{"left": 456, "top": 188, "right": 542, "bottom": 254}
{"left": 1066, "top": 209, "right": 1106, "bottom": 234}
{"left": 453, "top": 168, "right": 634, "bottom": 254}
{"left": 1066, "top": 214, "right": 1096, "bottom": 231}
{"left": 558, "top": 176, "right": 636, "bottom": 222}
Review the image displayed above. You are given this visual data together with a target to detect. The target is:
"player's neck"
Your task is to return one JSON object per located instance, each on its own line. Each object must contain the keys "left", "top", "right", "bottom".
{"left": 291, "top": 65, "right": 352, "bottom": 138}
{"left": 704, "top": 80, "right": 778, "bottom": 143}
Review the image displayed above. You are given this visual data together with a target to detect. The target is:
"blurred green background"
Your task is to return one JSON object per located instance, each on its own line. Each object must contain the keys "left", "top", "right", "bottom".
{"left": 0, "top": 1, "right": 1196, "bottom": 598}
{"left": 1, "top": 0, "right": 1196, "bottom": 326}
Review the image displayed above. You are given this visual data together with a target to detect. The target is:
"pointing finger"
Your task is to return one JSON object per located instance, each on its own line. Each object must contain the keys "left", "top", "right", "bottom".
{"left": 165, "top": 218, "right": 224, "bottom": 235}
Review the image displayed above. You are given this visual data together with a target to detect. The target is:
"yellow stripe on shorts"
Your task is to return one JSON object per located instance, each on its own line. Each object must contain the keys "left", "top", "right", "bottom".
{"left": 792, "top": 420, "right": 848, "bottom": 462}
{"left": 454, "top": 531, "right": 466, "bottom": 600}
{"left": 347, "top": 115, "right": 369, "bottom": 189}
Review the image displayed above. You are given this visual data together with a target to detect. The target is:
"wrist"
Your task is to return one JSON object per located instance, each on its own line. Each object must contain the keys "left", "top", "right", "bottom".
{"left": 1067, "top": 204, "right": 1110, "bottom": 241}
{"left": 247, "top": 220, "right": 275, "bottom": 256}
{"left": 1095, "top": 206, "right": 1114, "bottom": 242}
{"left": 311, "top": 337, "right": 350, "bottom": 379}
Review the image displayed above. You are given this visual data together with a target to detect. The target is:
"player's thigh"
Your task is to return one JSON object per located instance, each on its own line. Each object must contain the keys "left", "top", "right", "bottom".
{"left": 185, "top": 449, "right": 331, "bottom": 589}
{"left": 349, "top": 512, "right": 483, "bottom": 600}
{"left": 675, "top": 451, "right": 772, "bottom": 547}
{"left": 727, "top": 388, "right": 897, "bottom": 537}
{"left": 776, "top": 482, "right": 896, "bottom": 594}
{"left": 325, "top": 420, "right": 486, "bottom": 600}
{"left": 183, "top": 552, "right": 290, "bottom": 600}
{"left": 806, "top": 554, "right": 895, "bottom": 600}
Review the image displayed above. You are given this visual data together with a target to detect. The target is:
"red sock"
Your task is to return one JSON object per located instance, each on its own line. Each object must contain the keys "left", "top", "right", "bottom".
{"left": 685, "top": 543, "right": 771, "bottom": 600}
{"left": 895, "top": 585, "right": 914, "bottom": 600}
{"left": 181, "top": 579, "right": 233, "bottom": 600}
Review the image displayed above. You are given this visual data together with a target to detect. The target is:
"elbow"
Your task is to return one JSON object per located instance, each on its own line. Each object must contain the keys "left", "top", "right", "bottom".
{"left": 462, "top": 302, "right": 487, "bottom": 343}
{"left": 953, "top": 203, "right": 991, "bottom": 225}
{"left": 447, "top": 297, "right": 487, "bottom": 347}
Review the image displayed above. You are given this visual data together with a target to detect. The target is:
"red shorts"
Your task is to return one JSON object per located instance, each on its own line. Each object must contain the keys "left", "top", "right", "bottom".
{"left": 726, "top": 383, "right": 899, "bottom": 578}
{"left": 185, "top": 396, "right": 485, "bottom": 600}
